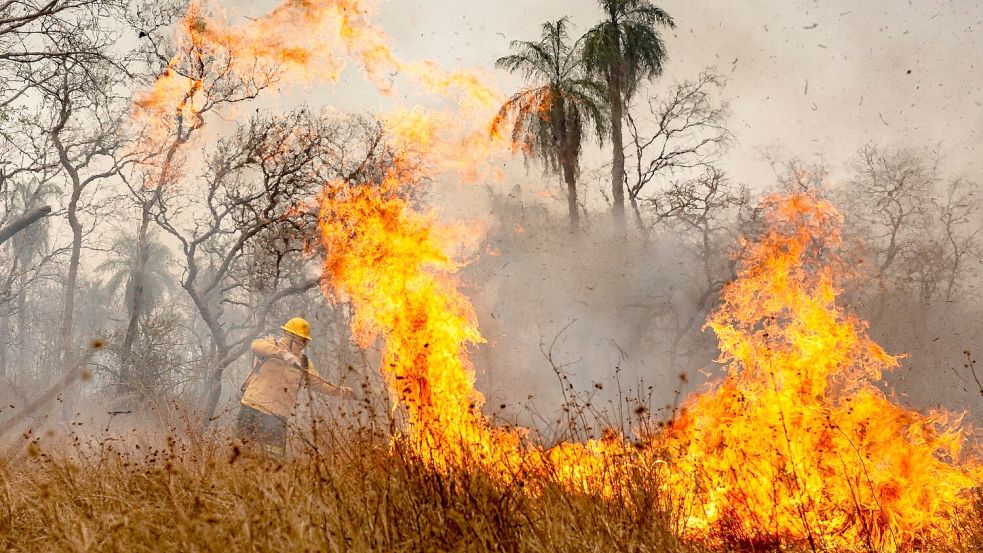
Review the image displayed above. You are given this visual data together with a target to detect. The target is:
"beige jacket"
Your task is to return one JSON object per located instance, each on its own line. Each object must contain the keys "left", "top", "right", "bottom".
{"left": 240, "top": 336, "right": 345, "bottom": 418}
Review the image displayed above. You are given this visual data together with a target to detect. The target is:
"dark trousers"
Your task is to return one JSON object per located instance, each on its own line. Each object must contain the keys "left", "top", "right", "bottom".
{"left": 236, "top": 404, "right": 288, "bottom": 456}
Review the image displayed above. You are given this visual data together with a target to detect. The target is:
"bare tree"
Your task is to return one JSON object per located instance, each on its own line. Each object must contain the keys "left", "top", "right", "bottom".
{"left": 831, "top": 143, "right": 983, "bottom": 374}
{"left": 0, "top": 178, "right": 55, "bottom": 375}
{"left": 625, "top": 70, "right": 731, "bottom": 228}
{"left": 0, "top": 81, "right": 59, "bottom": 246}
{"left": 41, "top": 59, "right": 131, "bottom": 373}
{"left": 0, "top": 0, "right": 118, "bottom": 111}
{"left": 846, "top": 144, "right": 938, "bottom": 281}
{"left": 0, "top": 0, "right": 123, "bottom": 231}
{"left": 151, "top": 110, "right": 384, "bottom": 424}
{"left": 935, "top": 177, "right": 983, "bottom": 302}
{"left": 769, "top": 155, "right": 831, "bottom": 196}
{"left": 0, "top": 0, "right": 130, "bottom": 397}
{"left": 877, "top": 175, "right": 983, "bottom": 307}
{"left": 649, "top": 167, "right": 749, "bottom": 370}
{"left": 113, "top": 1, "right": 284, "bottom": 389}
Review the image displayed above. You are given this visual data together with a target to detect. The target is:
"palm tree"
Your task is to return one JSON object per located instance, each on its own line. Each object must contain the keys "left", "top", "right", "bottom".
{"left": 493, "top": 17, "right": 607, "bottom": 229}
{"left": 97, "top": 231, "right": 175, "bottom": 391}
{"left": 2, "top": 179, "right": 58, "bottom": 376}
{"left": 97, "top": 232, "right": 175, "bottom": 317}
{"left": 582, "top": 0, "right": 675, "bottom": 223}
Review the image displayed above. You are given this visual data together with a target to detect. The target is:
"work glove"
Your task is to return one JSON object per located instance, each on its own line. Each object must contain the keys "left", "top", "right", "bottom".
{"left": 278, "top": 349, "right": 302, "bottom": 368}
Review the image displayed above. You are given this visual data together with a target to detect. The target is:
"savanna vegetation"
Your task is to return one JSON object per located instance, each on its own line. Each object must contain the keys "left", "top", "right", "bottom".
{"left": 0, "top": 0, "right": 980, "bottom": 551}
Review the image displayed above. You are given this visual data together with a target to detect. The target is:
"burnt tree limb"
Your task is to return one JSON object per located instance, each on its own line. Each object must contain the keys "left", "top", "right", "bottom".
{"left": 0, "top": 205, "right": 51, "bottom": 245}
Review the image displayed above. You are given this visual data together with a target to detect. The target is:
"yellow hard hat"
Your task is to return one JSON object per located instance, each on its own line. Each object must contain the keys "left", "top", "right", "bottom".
{"left": 281, "top": 317, "right": 311, "bottom": 340}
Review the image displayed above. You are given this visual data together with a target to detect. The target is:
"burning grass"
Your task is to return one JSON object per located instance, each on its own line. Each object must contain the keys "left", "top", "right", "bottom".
{"left": 316, "top": 173, "right": 983, "bottom": 552}
{"left": 660, "top": 195, "right": 983, "bottom": 549}
{"left": 0, "top": 412, "right": 978, "bottom": 553}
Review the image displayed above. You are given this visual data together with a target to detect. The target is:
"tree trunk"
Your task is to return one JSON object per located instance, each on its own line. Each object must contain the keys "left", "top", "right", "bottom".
{"left": 186, "top": 281, "right": 233, "bottom": 429}
{"left": 945, "top": 252, "right": 960, "bottom": 302}
{"left": 118, "top": 207, "right": 152, "bottom": 393}
{"left": 60, "top": 202, "right": 82, "bottom": 370}
{"left": 609, "top": 72, "right": 626, "bottom": 224}
{"left": 51, "top": 85, "right": 83, "bottom": 385}
{"left": 629, "top": 196, "right": 647, "bottom": 236}
{"left": 0, "top": 302, "right": 10, "bottom": 378}
{"left": 560, "top": 152, "right": 580, "bottom": 229}
{"left": 58, "top": 206, "right": 82, "bottom": 420}
{"left": 202, "top": 353, "right": 235, "bottom": 429}
{"left": 14, "top": 278, "right": 28, "bottom": 373}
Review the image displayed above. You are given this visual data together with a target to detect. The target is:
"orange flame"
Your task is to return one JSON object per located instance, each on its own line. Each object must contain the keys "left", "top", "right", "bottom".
{"left": 318, "top": 183, "right": 980, "bottom": 550}
{"left": 131, "top": 2, "right": 980, "bottom": 549}
{"left": 318, "top": 170, "right": 522, "bottom": 469}
{"left": 317, "top": 164, "right": 640, "bottom": 495}
{"left": 661, "top": 193, "right": 981, "bottom": 550}
{"left": 132, "top": 0, "right": 506, "bottom": 180}
{"left": 135, "top": 0, "right": 386, "bottom": 131}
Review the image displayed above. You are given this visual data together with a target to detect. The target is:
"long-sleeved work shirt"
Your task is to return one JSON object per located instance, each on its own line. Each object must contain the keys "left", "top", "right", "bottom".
{"left": 240, "top": 336, "right": 344, "bottom": 418}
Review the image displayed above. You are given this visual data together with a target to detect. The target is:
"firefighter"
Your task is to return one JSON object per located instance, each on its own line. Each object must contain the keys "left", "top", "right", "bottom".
{"left": 237, "top": 317, "right": 350, "bottom": 456}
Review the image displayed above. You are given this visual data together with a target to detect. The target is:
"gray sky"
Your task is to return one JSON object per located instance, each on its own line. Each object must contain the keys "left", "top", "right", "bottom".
{"left": 70, "top": 1, "right": 983, "bottom": 267}
{"left": 323, "top": 0, "right": 983, "bottom": 189}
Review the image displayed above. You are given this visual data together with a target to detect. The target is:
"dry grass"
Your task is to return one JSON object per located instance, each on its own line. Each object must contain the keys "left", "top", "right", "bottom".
{"left": 0, "top": 419, "right": 692, "bottom": 553}
{"left": 0, "top": 402, "right": 979, "bottom": 553}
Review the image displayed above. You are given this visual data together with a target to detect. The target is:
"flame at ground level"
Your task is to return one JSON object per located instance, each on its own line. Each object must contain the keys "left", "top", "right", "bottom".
{"left": 318, "top": 175, "right": 980, "bottom": 550}
{"left": 661, "top": 194, "right": 981, "bottom": 549}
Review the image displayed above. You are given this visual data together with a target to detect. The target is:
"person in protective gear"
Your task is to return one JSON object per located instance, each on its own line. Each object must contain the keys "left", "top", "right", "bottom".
{"left": 237, "top": 317, "right": 350, "bottom": 456}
